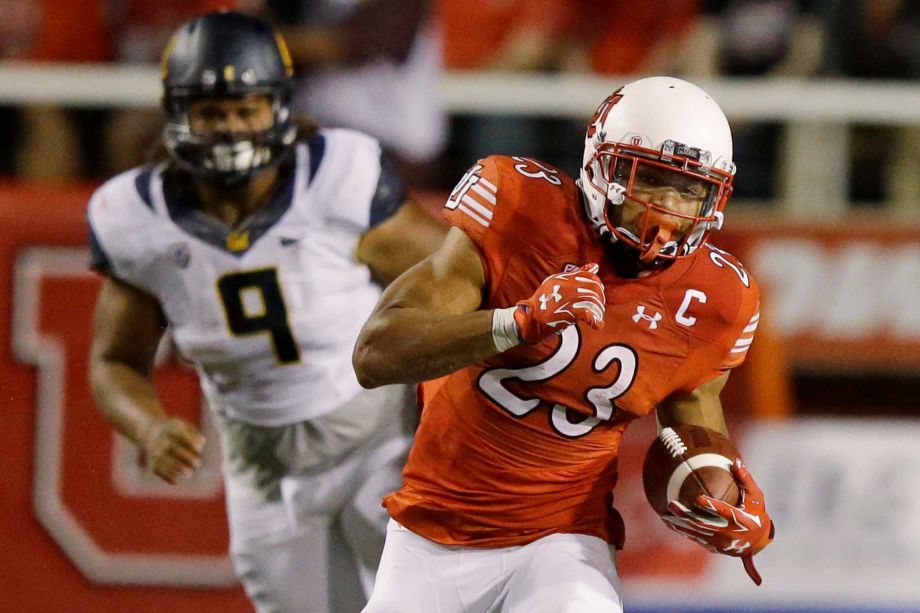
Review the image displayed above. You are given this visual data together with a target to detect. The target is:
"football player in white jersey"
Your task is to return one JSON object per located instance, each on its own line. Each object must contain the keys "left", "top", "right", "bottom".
{"left": 87, "top": 12, "right": 445, "bottom": 613}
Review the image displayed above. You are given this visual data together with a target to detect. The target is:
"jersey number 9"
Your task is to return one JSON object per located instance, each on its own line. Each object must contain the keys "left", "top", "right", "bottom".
{"left": 217, "top": 268, "right": 301, "bottom": 364}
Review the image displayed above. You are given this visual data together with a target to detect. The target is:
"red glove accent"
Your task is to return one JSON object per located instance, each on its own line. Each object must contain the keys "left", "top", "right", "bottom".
{"left": 513, "top": 264, "right": 606, "bottom": 344}
{"left": 663, "top": 459, "right": 775, "bottom": 586}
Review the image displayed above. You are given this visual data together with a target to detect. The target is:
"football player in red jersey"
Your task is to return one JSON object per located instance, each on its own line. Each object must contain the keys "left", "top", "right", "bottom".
{"left": 354, "top": 76, "right": 774, "bottom": 612}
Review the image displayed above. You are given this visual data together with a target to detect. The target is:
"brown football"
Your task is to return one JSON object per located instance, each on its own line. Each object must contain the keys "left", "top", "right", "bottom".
{"left": 642, "top": 424, "right": 741, "bottom": 516}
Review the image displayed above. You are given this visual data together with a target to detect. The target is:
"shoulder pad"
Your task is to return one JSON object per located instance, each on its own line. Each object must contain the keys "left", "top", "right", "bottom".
{"left": 307, "top": 128, "right": 389, "bottom": 234}
{"left": 87, "top": 167, "right": 160, "bottom": 232}
{"left": 442, "top": 155, "right": 579, "bottom": 249}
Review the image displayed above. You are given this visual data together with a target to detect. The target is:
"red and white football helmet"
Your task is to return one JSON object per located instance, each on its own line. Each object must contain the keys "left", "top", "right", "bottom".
{"left": 578, "top": 76, "right": 736, "bottom": 264}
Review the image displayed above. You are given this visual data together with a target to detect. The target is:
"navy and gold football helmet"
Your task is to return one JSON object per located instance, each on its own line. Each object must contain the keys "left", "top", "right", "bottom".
{"left": 161, "top": 11, "right": 297, "bottom": 185}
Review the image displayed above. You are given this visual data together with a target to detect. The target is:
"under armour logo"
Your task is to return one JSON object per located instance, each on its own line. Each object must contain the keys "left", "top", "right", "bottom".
{"left": 723, "top": 539, "right": 751, "bottom": 555}
{"left": 632, "top": 305, "right": 662, "bottom": 329}
{"left": 279, "top": 236, "right": 300, "bottom": 247}
{"left": 539, "top": 285, "right": 562, "bottom": 311}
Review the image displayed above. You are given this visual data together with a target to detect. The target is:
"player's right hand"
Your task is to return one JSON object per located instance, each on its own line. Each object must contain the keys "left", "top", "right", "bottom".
{"left": 514, "top": 263, "right": 606, "bottom": 344}
{"left": 663, "top": 460, "right": 774, "bottom": 586}
{"left": 141, "top": 417, "right": 206, "bottom": 485}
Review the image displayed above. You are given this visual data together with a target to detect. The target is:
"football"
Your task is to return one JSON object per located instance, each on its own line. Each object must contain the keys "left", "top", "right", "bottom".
{"left": 642, "top": 424, "right": 741, "bottom": 516}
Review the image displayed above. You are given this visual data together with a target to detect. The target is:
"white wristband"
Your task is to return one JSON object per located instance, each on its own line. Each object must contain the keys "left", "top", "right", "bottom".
{"left": 491, "top": 307, "right": 521, "bottom": 353}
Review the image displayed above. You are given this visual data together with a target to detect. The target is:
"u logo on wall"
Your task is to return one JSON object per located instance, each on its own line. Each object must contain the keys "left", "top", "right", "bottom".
{"left": 12, "top": 247, "right": 235, "bottom": 587}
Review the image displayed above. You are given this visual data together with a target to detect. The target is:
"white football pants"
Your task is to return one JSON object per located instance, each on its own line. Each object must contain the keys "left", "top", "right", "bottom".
{"left": 219, "top": 385, "right": 416, "bottom": 613}
{"left": 363, "top": 520, "right": 624, "bottom": 613}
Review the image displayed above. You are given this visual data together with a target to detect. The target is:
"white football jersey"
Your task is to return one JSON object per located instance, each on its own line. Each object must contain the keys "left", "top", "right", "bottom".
{"left": 88, "top": 129, "right": 400, "bottom": 426}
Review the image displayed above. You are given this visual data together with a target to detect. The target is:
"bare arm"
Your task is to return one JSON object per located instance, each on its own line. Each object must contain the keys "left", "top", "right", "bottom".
{"left": 656, "top": 371, "right": 731, "bottom": 437}
{"left": 355, "top": 200, "right": 447, "bottom": 286}
{"left": 89, "top": 277, "right": 167, "bottom": 441}
{"left": 89, "top": 277, "right": 204, "bottom": 484}
{"left": 353, "top": 227, "right": 500, "bottom": 388}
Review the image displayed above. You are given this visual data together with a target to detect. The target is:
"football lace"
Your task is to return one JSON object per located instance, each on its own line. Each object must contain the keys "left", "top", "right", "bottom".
{"left": 658, "top": 427, "right": 688, "bottom": 458}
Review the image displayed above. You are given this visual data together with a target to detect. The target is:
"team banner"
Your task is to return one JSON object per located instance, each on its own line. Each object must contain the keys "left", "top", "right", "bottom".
{"left": 717, "top": 222, "right": 920, "bottom": 371}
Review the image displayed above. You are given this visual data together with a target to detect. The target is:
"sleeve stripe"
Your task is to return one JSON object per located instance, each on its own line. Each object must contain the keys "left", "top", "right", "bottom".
{"left": 471, "top": 182, "right": 497, "bottom": 204}
{"left": 444, "top": 160, "right": 498, "bottom": 231}
{"left": 727, "top": 310, "right": 759, "bottom": 357}
{"left": 741, "top": 312, "right": 760, "bottom": 333}
{"left": 458, "top": 203, "right": 490, "bottom": 227}
{"left": 461, "top": 194, "right": 494, "bottom": 220}
{"left": 478, "top": 177, "right": 498, "bottom": 193}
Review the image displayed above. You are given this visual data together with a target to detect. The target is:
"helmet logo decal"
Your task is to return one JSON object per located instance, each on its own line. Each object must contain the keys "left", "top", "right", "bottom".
{"left": 586, "top": 90, "right": 623, "bottom": 141}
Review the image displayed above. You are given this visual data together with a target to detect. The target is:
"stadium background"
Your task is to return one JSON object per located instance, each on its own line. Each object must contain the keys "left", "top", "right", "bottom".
{"left": 1, "top": 1, "right": 918, "bottom": 611}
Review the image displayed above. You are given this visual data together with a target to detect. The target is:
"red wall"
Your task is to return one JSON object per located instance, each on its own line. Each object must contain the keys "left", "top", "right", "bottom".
{"left": 0, "top": 183, "right": 250, "bottom": 612}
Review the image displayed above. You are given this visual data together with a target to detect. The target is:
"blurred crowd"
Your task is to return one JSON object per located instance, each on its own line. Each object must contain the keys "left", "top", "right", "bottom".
{"left": 0, "top": 0, "right": 917, "bottom": 204}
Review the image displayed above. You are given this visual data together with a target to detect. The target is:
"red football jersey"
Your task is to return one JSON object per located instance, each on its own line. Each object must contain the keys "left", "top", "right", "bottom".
{"left": 384, "top": 156, "right": 760, "bottom": 549}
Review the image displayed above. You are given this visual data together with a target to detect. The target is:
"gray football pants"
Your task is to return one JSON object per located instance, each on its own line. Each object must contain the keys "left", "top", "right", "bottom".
{"left": 217, "top": 384, "right": 416, "bottom": 613}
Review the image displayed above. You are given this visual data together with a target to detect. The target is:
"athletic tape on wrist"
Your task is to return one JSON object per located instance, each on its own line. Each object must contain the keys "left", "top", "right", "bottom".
{"left": 491, "top": 306, "right": 521, "bottom": 353}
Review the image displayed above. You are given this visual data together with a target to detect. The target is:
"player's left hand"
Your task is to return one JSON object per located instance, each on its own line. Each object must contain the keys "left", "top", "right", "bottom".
{"left": 662, "top": 459, "right": 774, "bottom": 586}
